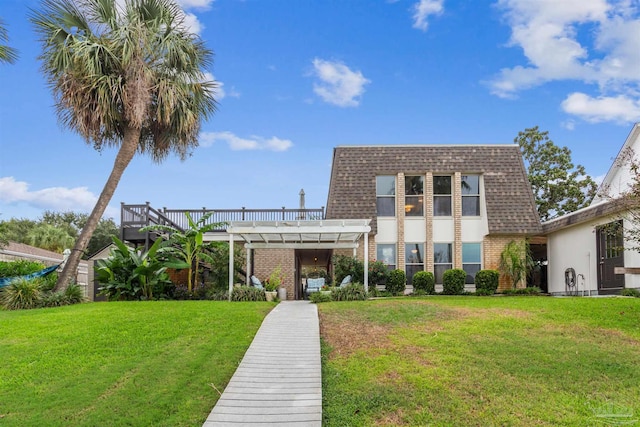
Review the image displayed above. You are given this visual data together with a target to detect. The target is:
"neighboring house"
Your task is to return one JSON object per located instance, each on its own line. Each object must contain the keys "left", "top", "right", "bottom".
{"left": 543, "top": 124, "right": 640, "bottom": 295}
{"left": 326, "top": 144, "right": 542, "bottom": 291}
{"left": 0, "top": 241, "right": 90, "bottom": 298}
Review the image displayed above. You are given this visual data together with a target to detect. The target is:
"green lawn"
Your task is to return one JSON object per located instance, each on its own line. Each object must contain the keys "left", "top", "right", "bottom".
{"left": 0, "top": 301, "right": 273, "bottom": 426}
{"left": 319, "top": 296, "right": 640, "bottom": 426}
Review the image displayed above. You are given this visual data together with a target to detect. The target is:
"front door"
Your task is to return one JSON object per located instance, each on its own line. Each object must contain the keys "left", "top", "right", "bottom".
{"left": 597, "top": 221, "right": 625, "bottom": 293}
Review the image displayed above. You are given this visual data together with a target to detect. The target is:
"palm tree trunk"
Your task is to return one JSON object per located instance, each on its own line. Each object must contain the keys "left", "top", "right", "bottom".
{"left": 55, "top": 127, "right": 141, "bottom": 290}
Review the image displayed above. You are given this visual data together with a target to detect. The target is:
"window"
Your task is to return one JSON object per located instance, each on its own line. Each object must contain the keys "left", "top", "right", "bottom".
{"left": 405, "top": 243, "right": 424, "bottom": 285}
{"left": 462, "top": 175, "right": 480, "bottom": 216}
{"left": 462, "top": 243, "right": 481, "bottom": 284}
{"left": 405, "top": 176, "right": 424, "bottom": 216}
{"left": 377, "top": 244, "right": 396, "bottom": 270}
{"left": 434, "top": 243, "right": 452, "bottom": 284}
{"left": 433, "top": 176, "right": 452, "bottom": 216}
{"left": 376, "top": 176, "right": 396, "bottom": 217}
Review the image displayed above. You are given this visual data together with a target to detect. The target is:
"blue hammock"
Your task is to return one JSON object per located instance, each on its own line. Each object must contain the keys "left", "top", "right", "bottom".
{"left": 0, "top": 264, "right": 60, "bottom": 288}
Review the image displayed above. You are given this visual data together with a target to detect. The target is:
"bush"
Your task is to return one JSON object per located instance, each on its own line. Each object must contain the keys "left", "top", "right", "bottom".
{"left": 332, "top": 283, "right": 368, "bottom": 301}
{"left": 63, "top": 283, "right": 85, "bottom": 304}
{"left": 309, "top": 292, "right": 332, "bottom": 303}
{"left": 0, "top": 260, "right": 48, "bottom": 278}
{"left": 386, "top": 269, "right": 406, "bottom": 295}
{"left": 0, "top": 278, "right": 41, "bottom": 310}
{"left": 621, "top": 288, "right": 640, "bottom": 297}
{"left": 412, "top": 271, "right": 435, "bottom": 294}
{"left": 442, "top": 269, "right": 466, "bottom": 295}
{"left": 475, "top": 270, "right": 499, "bottom": 294}
{"left": 368, "top": 260, "right": 389, "bottom": 286}
{"left": 474, "top": 288, "right": 494, "bottom": 296}
{"left": 38, "top": 283, "right": 86, "bottom": 307}
{"left": 231, "top": 286, "right": 266, "bottom": 301}
{"left": 502, "top": 286, "right": 542, "bottom": 296}
{"left": 332, "top": 254, "right": 364, "bottom": 285}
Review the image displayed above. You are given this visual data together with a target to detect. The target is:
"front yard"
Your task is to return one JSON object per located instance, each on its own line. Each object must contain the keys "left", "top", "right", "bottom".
{"left": 319, "top": 296, "right": 640, "bottom": 426}
{"left": 0, "top": 301, "right": 273, "bottom": 426}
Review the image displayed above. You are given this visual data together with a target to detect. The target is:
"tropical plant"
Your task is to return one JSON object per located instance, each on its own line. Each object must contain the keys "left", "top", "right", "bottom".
{"left": 264, "top": 266, "right": 283, "bottom": 291}
{"left": 443, "top": 269, "right": 466, "bottom": 295}
{"left": 386, "top": 269, "right": 406, "bottom": 295}
{"left": 309, "top": 291, "right": 332, "bottom": 303}
{"left": 331, "top": 283, "right": 368, "bottom": 301}
{"left": 499, "top": 240, "right": 534, "bottom": 289}
{"left": 143, "top": 212, "right": 225, "bottom": 292}
{"left": 30, "top": 0, "right": 218, "bottom": 290}
{"left": 96, "top": 236, "right": 171, "bottom": 300}
{"left": 26, "top": 223, "right": 76, "bottom": 253}
{"left": 231, "top": 286, "right": 266, "bottom": 302}
{"left": 412, "top": 271, "right": 435, "bottom": 294}
{"left": 0, "top": 18, "right": 18, "bottom": 64}
{"left": 474, "top": 269, "right": 500, "bottom": 294}
{"left": 0, "top": 278, "right": 41, "bottom": 310}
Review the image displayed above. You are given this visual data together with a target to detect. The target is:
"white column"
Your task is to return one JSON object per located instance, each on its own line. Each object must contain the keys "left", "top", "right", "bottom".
{"left": 364, "top": 233, "right": 369, "bottom": 293}
{"left": 246, "top": 245, "right": 251, "bottom": 285}
{"left": 228, "top": 233, "right": 234, "bottom": 302}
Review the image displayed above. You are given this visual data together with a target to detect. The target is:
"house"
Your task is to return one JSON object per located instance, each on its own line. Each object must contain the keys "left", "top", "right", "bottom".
{"left": 543, "top": 124, "right": 640, "bottom": 295}
{"left": 121, "top": 143, "right": 542, "bottom": 298}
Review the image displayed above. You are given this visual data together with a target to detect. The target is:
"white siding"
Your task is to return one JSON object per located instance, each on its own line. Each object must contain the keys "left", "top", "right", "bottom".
{"left": 404, "top": 218, "right": 426, "bottom": 242}
{"left": 376, "top": 218, "right": 397, "bottom": 243}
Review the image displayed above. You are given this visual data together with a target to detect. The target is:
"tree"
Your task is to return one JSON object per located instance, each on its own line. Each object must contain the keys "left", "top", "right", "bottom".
{"left": 142, "top": 212, "right": 224, "bottom": 292}
{"left": 0, "top": 18, "right": 18, "bottom": 64}
{"left": 26, "top": 223, "right": 75, "bottom": 253}
{"left": 516, "top": 126, "right": 597, "bottom": 221}
{"left": 31, "top": 0, "right": 217, "bottom": 290}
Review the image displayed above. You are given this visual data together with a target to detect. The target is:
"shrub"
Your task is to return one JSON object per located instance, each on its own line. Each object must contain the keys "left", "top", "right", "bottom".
{"left": 332, "top": 283, "right": 368, "bottom": 301}
{"left": 332, "top": 254, "right": 364, "bottom": 285}
{"left": 63, "top": 283, "right": 85, "bottom": 305}
{"left": 474, "top": 288, "right": 494, "bottom": 296}
{"left": 0, "top": 278, "right": 41, "bottom": 310}
{"left": 231, "top": 286, "right": 266, "bottom": 301}
{"left": 442, "top": 269, "right": 466, "bottom": 295}
{"left": 0, "top": 260, "right": 48, "bottom": 278}
{"left": 502, "top": 286, "right": 542, "bottom": 296}
{"left": 621, "top": 288, "right": 640, "bottom": 297}
{"left": 368, "top": 260, "right": 389, "bottom": 286}
{"left": 309, "top": 292, "right": 332, "bottom": 303}
{"left": 412, "top": 271, "right": 435, "bottom": 294}
{"left": 386, "top": 269, "right": 406, "bottom": 295}
{"left": 474, "top": 270, "right": 499, "bottom": 294}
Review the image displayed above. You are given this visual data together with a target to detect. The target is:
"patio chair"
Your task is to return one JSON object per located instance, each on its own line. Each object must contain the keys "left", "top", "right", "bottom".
{"left": 250, "top": 275, "right": 264, "bottom": 290}
{"left": 339, "top": 275, "right": 352, "bottom": 288}
{"left": 305, "top": 277, "right": 325, "bottom": 298}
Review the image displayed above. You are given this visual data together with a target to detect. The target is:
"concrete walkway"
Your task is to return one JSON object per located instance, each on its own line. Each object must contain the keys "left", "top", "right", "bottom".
{"left": 203, "top": 301, "right": 322, "bottom": 426}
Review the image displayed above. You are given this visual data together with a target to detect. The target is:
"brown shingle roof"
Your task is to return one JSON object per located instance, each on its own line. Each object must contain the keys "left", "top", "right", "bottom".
{"left": 325, "top": 145, "right": 541, "bottom": 235}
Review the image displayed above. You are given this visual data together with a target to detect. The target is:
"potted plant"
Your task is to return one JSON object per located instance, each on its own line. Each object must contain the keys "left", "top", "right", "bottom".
{"left": 264, "top": 266, "right": 283, "bottom": 302}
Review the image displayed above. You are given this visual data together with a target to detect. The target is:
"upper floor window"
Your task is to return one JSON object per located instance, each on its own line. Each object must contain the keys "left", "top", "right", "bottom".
{"left": 377, "top": 244, "right": 397, "bottom": 270}
{"left": 462, "top": 175, "right": 480, "bottom": 216}
{"left": 376, "top": 176, "right": 396, "bottom": 217}
{"left": 405, "top": 243, "right": 424, "bottom": 286}
{"left": 433, "top": 176, "right": 452, "bottom": 216}
{"left": 462, "top": 243, "right": 481, "bottom": 284}
{"left": 405, "top": 176, "right": 424, "bottom": 216}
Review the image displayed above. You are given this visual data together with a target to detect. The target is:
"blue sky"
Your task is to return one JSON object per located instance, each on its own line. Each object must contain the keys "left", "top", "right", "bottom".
{"left": 1, "top": 0, "right": 639, "bottom": 222}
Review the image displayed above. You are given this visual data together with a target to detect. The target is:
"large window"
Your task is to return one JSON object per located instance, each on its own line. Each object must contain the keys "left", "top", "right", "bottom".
{"left": 434, "top": 243, "right": 452, "bottom": 284}
{"left": 433, "top": 176, "right": 452, "bottom": 216}
{"left": 462, "top": 243, "right": 482, "bottom": 284}
{"left": 376, "top": 176, "right": 396, "bottom": 217}
{"left": 377, "top": 244, "right": 396, "bottom": 270}
{"left": 405, "top": 176, "right": 424, "bottom": 216}
{"left": 405, "top": 243, "right": 425, "bottom": 285}
{"left": 462, "top": 175, "right": 480, "bottom": 216}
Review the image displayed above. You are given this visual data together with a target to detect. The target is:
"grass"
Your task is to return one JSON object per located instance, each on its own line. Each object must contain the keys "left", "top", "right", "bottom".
{"left": 319, "top": 296, "right": 640, "bottom": 426}
{"left": 0, "top": 301, "right": 273, "bottom": 426}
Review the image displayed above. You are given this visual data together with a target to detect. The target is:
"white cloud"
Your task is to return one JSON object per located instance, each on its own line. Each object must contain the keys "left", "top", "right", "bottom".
{"left": 201, "top": 72, "right": 239, "bottom": 101}
{"left": 181, "top": 12, "right": 203, "bottom": 34}
{"left": 0, "top": 177, "right": 117, "bottom": 218}
{"left": 489, "top": 0, "right": 640, "bottom": 124}
{"left": 176, "top": 0, "right": 214, "bottom": 10}
{"left": 412, "top": 0, "right": 445, "bottom": 31}
{"left": 199, "top": 131, "right": 293, "bottom": 151}
{"left": 311, "top": 58, "right": 371, "bottom": 107}
{"left": 561, "top": 92, "right": 640, "bottom": 123}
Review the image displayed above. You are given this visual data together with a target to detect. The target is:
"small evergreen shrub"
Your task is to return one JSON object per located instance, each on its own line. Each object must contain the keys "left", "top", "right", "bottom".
{"left": 442, "top": 269, "right": 466, "bottom": 295}
{"left": 231, "top": 286, "right": 266, "bottom": 301}
{"left": 621, "top": 288, "right": 640, "bottom": 297}
{"left": 332, "top": 283, "right": 367, "bottom": 301}
{"left": 0, "top": 278, "right": 41, "bottom": 310}
{"left": 412, "top": 271, "right": 435, "bottom": 294}
{"left": 63, "top": 283, "right": 85, "bottom": 305}
{"left": 332, "top": 254, "right": 364, "bottom": 285}
{"left": 368, "top": 260, "right": 389, "bottom": 286}
{"left": 0, "top": 260, "right": 48, "bottom": 278}
{"left": 309, "top": 292, "right": 332, "bottom": 303}
{"left": 502, "top": 286, "right": 542, "bottom": 296}
{"left": 474, "top": 270, "right": 499, "bottom": 294}
{"left": 386, "top": 269, "right": 406, "bottom": 295}
{"left": 474, "top": 288, "right": 494, "bottom": 296}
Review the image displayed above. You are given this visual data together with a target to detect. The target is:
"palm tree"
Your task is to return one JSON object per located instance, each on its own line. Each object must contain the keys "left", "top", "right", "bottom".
{"left": 0, "top": 18, "right": 18, "bottom": 64}
{"left": 30, "top": 0, "right": 217, "bottom": 290}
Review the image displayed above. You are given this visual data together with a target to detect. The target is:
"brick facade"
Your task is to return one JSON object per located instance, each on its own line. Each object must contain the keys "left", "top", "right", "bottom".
{"left": 254, "top": 248, "right": 296, "bottom": 300}
{"left": 483, "top": 235, "right": 528, "bottom": 291}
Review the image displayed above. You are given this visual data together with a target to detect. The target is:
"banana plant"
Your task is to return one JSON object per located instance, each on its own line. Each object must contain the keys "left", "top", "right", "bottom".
{"left": 142, "top": 212, "right": 226, "bottom": 292}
